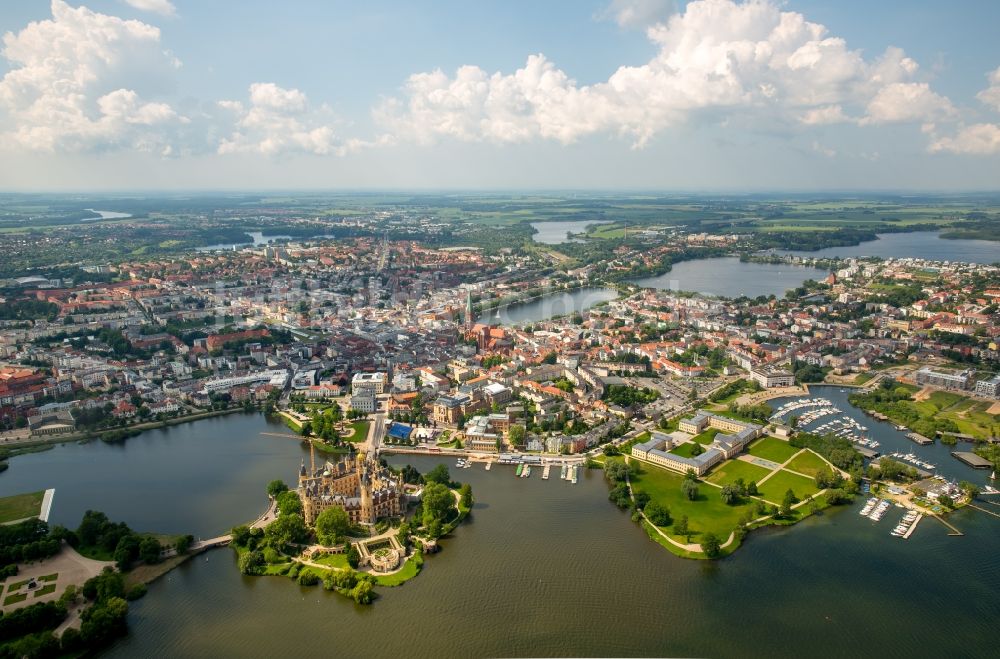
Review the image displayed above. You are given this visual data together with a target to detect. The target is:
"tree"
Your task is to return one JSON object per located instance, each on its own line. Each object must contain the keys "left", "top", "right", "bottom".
{"left": 138, "top": 536, "right": 161, "bottom": 565}
{"left": 682, "top": 479, "right": 699, "bottom": 501}
{"left": 351, "top": 579, "right": 374, "bottom": 604}
{"left": 937, "top": 494, "right": 954, "bottom": 508}
{"left": 720, "top": 484, "right": 740, "bottom": 505}
{"left": 633, "top": 491, "right": 650, "bottom": 510}
{"left": 267, "top": 480, "right": 289, "bottom": 497}
{"left": 346, "top": 545, "right": 361, "bottom": 569}
{"left": 644, "top": 501, "right": 672, "bottom": 526}
{"left": 275, "top": 491, "right": 303, "bottom": 518}
{"left": 746, "top": 480, "right": 759, "bottom": 497}
{"left": 700, "top": 532, "right": 721, "bottom": 558}
{"left": 425, "top": 464, "right": 451, "bottom": 486}
{"left": 459, "top": 483, "right": 473, "bottom": 509}
{"left": 265, "top": 514, "right": 307, "bottom": 548}
{"left": 315, "top": 506, "right": 350, "bottom": 546}
{"left": 507, "top": 425, "right": 525, "bottom": 446}
{"left": 230, "top": 525, "right": 252, "bottom": 547}
{"left": 238, "top": 550, "right": 265, "bottom": 575}
{"left": 421, "top": 482, "right": 455, "bottom": 530}
{"left": 673, "top": 515, "right": 690, "bottom": 541}
{"left": 174, "top": 534, "right": 194, "bottom": 554}
{"left": 112, "top": 535, "right": 139, "bottom": 571}
{"left": 604, "top": 459, "right": 630, "bottom": 483}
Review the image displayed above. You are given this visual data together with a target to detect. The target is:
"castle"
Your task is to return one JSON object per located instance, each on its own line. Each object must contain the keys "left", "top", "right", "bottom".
{"left": 297, "top": 444, "right": 405, "bottom": 526}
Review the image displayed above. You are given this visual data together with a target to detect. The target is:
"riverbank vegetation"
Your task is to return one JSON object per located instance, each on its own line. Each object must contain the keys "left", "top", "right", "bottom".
{"left": 850, "top": 379, "right": 998, "bottom": 441}
{"left": 0, "top": 509, "right": 193, "bottom": 656}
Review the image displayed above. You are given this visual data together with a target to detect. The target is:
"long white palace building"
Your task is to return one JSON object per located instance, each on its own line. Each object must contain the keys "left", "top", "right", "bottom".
{"left": 631, "top": 410, "right": 763, "bottom": 476}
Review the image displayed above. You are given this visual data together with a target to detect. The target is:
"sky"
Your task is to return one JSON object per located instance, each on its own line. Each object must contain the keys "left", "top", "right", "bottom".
{"left": 1, "top": 0, "right": 1000, "bottom": 191}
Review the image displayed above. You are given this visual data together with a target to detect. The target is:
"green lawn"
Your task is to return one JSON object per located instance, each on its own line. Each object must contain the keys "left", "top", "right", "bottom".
{"left": 785, "top": 451, "right": 829, "bottom": 478}
{"left": 629, "top": 463, "right": 754, "bottom": 542}
{"left": 705, "top": 460, "right": 772, "bottom": 488}
{"left": 668, "top": 442, "right": 703, "bottom": 458}
{"left": 33, "top": 584, "right": 56, "bottom": 597}
{"left": 374, "top": 555, "right": 423, "bottom": 587}
{"left": 3, "top": 593, "right": 26, "bottom": 606}
{"left": 758, "top": 469, "right": 820, "bottom": 504}
{"left": 747, "top": 437, "right": 799, "bottom": 464}
{"left": 690, "top": 428, "right": 720, "bottom": 445}
{"left": 37, "top": 574, "right": 58, "bottom": 583}
{"left": 343, "top": 420, "right": 370, "bottom": 443}
{"left": 0, "top": 491, "right": 44, "bottom": 524}
{"left": 312, "top": 553, "right": 349, "bottom": 569}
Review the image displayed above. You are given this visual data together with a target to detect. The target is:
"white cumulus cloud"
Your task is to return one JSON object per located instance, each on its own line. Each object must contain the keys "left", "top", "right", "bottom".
{"left": 0, "top": 0, "right": 184, "bottom": 153}
{"left": 861, "top": 82, "right": 955, "bottom": 124}
{"left": 122, "top": 0, "right": 176, "bottom": 17}
{"left": 976, "top": 66, "right": 1000, "bottom": 112}
{"left": 378, "top": 0, "right": 955, "bottom": 148}
{"left": 930, "top": 123, "right": 1000, "bottom": 155}
{"left": 218, "top": 82, "right": 365, "bottom": 157}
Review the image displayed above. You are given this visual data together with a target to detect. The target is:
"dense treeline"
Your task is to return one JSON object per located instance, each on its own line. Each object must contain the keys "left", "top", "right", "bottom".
{"left": 0, "top": 520, "right": 61, "bottom": 570}
{"left": 849, "top": 381, "right": 960, "bottom": 439}
{"left": 789, "top": 433, "right": 864, "bottom": 474}
{"left": 0, "top": 299, "right": 59, "bottom": 321}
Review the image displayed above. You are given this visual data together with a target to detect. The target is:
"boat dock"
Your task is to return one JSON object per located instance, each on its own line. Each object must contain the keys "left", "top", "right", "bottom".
{"left": 484, "top": 461, "right": 491, "bottom": 471}
{"left": 542, "top": 464, "right": 550, "bottom": 480}
{"left": 951, "top": 451, "right": 993, "bottom": 469}
{"left": 901, "top": 513, "right": 923, "bottom": 539}
{"left": 906, "top": 432, "right": 933, "bottom": 446}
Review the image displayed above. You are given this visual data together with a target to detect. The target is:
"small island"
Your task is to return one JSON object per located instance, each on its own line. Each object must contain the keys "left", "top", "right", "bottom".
{"left": 231, "top": 446, "right": 471, "bottom": 604}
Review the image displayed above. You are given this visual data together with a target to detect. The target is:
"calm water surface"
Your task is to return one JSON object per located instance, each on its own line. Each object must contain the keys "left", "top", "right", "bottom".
{"left": 778, "top": 231, "right": 999, "bottom": 264}
{"left": 632, "top": 257, "right": 829, "bottom": 298}
{"left": 0, "top": 414, "right": 307, "bottom": 538}
{"left": 530, "top": 221, "right": 611, "bottom": 244}
{"left": 478, "top": 287, "right": 618, "bottom": 325}
{"left": 2, "top": 406, "right": 996, "bottom": 657}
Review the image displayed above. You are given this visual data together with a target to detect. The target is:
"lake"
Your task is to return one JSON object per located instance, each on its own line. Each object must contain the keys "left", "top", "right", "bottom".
{"left": 477, "top": 287, "right": 618, "bottom": 325}
{"left": 631, "top": 257, "right": 829, "bottom": 298}
{"left": 0, "top": 410, "right": 994, "bottom": 657}
{"left": 197, "top": 231, "right": 294, "bottom": 252}
{"left": 0, "top": 413, "right": 308, "bottom": 538}
{"left": 103, "top": 439, "right": 998, "bottom": 658}
{"left": 778, "top": 231, "right": 999, "bottom": 264}
{"left": 530, "top": 221, "right": 611, "bottom": 244}
{"left": 83, "top": 209, "right": 132, "bottom": 221}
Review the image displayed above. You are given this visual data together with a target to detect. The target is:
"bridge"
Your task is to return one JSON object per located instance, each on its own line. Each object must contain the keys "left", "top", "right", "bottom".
{"left": 165, "top": 498, "right": 279, "bottom": 557}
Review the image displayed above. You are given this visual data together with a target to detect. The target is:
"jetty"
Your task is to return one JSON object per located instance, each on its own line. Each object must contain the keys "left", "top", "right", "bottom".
{"left": 902, "top": 513, "right": 922, "bottom": 539}
{"left": 951, "top": 452, "right": 993, "bottom": 469}
{"left": 542, "top": 464, "right": 550, "bottom": 480}
{"left": 906, "top": 432, "right": 933, "bottom": 446}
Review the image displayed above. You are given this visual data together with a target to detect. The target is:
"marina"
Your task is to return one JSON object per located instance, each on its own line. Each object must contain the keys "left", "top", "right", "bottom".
{"left": 887, "top": 452, "right": 937, "bottom": 472}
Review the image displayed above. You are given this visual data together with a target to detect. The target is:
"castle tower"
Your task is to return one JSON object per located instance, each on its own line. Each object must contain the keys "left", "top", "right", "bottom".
{"left": 358, "top": 451, "right": 374, "bottom": 524}
{"left": 309, "top": 440, "right": 316, "bottom": 476}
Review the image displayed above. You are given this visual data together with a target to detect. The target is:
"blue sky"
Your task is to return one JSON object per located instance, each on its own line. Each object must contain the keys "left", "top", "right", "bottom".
{"left": 1, "top": 0, "right": 1000, "bottom": 190}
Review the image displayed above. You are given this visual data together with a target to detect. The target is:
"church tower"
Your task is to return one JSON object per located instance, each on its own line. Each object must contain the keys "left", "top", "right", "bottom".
{"left": 465, "top": 289, "right": 474, "bottom": 331}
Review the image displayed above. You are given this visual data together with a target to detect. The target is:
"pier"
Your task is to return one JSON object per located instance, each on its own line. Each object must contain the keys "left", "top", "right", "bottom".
{"left": 901, "top": 514, "right": 922, "bottom": 539}
{"left": 929, "top": 514, "right": 964, "bottom": 536}
{"left": 951, "top": 452, "right": 993, "bottom": 469}
{"left": 906, "top": 432, "right": 933, "bottom": 446}
{"left": 542, "top": 464, "right": 550, "bottom": 480}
